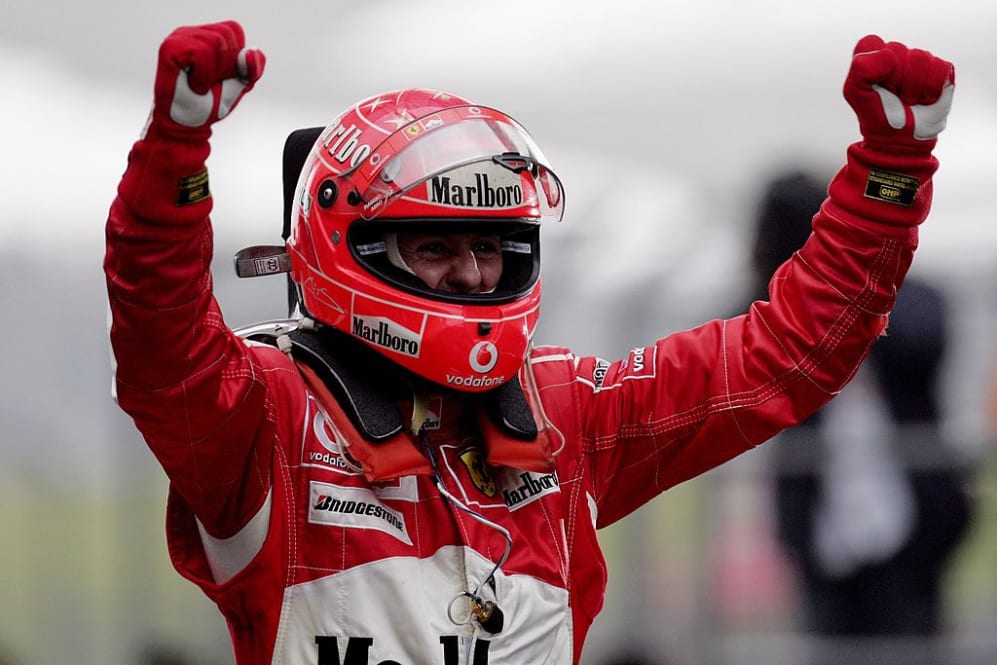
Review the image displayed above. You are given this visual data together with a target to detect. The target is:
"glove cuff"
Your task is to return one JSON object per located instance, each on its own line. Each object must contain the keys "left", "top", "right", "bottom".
{"left": 117, "top": 135, "right": 213, "bottom": 224}
{"left": 827, "top": 141, "right": 939, "bottom": 227}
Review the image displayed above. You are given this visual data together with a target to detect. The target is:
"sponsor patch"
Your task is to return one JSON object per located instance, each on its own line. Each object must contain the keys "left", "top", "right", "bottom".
{"left": 501, "top": 239, "right": 533, "bottom": 254}
{"left": 303, "top": 400, "right": 361, "bottom": 474}
{"left": 429, "top": 169, "right": 524, "bottom": 209}
{"left": 620, "top": 346, "right": 656, "bottom": 380}
{"left": 177, "top": 169, "right": 210, "bottom": 206}
{"left": 469, "top": 341, "right": 499, "bottom": 374}
{"left": 459, "top": 447, "right": 497, "bottom": 497}
{"left": 863, "top": 168, "right": 918, "bottom": 206}
{"left": 420, "top": 113, "right": 445, "bottom": 131}
{"left": 592, "top": 358, "right": 610, "bottom": 388}
{"left": 352, "top": 314, "right": 422, "bottom": 357}
{"left": 445, "top": 373, "right": 506, "bottom": 389}
{"left": 323, "top": 122, "right": 372, "bottom": 168}
{"left": 309, "top": 481, "right": 412, "bottom": 545}
{"left": 422, "top": 396, "right": 442, "bottom": 430}
{"left": 355, "top": 240, "right": 387, "bottom": 256}
{"left": 499, "top": 469, "right": 560, "bottom": 510}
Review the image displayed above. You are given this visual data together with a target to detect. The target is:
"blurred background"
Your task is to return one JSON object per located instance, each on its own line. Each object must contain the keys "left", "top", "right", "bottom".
{"left": 2, "top": 1, "right": 995, "bottom": 664}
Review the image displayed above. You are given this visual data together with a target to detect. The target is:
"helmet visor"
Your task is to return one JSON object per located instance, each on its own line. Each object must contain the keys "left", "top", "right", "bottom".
{"left": 345, "top": 106, "right": 565, "bottom": 223}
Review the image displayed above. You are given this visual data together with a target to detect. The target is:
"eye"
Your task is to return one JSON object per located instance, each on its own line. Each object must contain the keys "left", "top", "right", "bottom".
{"left": 471, "top": 238, "right": 501, "bottom": 260}
{"left": 414, "top": 241, "right": 451, "bottom": 260}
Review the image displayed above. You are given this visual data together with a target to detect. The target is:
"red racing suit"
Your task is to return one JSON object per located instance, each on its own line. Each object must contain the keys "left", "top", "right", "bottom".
{"left": 105, "top": 135, "right": 922, "bottom": 665}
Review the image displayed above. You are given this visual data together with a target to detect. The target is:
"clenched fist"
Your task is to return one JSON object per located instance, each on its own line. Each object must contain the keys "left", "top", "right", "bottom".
{"left": 843, "top": 35, "right": 954, "bottom": 155}
{"left": 828, "top": 36, "right": 954, "bottom": 225}
{"left": 145, "top": 20, "right": 266, "bottom": 142}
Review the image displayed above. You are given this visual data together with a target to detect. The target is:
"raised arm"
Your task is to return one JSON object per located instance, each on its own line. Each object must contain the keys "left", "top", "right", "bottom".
{"left": 103, "top": 22, "right": 272, "bottom": 536}
{"left": 576, "top": 36, "right": 955, "bottom": 525}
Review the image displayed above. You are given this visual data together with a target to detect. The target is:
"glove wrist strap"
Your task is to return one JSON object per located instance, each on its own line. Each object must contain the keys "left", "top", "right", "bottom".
{"left": 117, "top": 136, "right": 213, "bottom": 224}
{"left": 827, "top": 141, "right": 938, "bottom": 228}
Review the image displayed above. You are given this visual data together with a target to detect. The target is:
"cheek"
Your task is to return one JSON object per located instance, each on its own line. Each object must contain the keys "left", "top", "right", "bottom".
{"left": 410, "top": 262, "right": 447, "bottom": 288}
{"left": 480, "top": 260, "right": 503, "bottom": 288}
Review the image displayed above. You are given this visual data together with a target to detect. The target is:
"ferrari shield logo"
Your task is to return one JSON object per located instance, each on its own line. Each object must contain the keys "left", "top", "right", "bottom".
{"left": 459, "top": 447, "right": 496, "bottom": 498}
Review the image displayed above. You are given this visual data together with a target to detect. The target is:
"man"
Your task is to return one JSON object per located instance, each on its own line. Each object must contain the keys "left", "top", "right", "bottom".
{"left": 104, "top": 20, "right": 955, "bottom": 665}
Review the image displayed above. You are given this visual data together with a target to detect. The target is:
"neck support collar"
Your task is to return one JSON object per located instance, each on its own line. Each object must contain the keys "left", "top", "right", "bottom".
{"left": 238, "top": 321, "right": 539, "bottom": 443}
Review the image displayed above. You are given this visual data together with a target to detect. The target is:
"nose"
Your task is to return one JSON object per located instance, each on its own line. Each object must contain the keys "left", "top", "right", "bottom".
{"left": 445, "top": 249, "right": 483, "bottom": 293}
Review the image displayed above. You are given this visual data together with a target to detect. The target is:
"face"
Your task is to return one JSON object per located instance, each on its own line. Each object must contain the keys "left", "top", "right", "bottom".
{"left": 395, "top": 232, "right": 503, "bottom": 294}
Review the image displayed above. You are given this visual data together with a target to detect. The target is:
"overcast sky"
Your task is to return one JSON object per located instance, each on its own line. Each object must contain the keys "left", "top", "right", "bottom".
{"left": 4, "top": 0, "right": 996, "bottom": 263}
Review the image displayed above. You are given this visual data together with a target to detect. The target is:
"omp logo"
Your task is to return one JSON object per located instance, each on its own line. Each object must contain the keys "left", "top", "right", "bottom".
{"left": 352, "top": 315, "right": 421, "bottom": 357}
{"left": 866, "top": 168, "right": 918, "bottom": 206}
{"left": 879, "top": 185, "right": 902, "bottom": 200}
{"left": 469, "top": 341, "right": 499, "bottom": 373}
{"left": 309, "top": 482, "right": 411, "bottom": 545}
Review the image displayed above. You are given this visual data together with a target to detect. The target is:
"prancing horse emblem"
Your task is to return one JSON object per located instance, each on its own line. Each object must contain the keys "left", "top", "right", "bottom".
{"left": 459, "top": 447, "right": 496, "bottom": 497}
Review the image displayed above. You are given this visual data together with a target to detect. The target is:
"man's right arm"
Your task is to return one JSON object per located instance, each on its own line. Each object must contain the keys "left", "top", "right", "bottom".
{"left": 103, "top": 21, "right": 273, "bottom": 539}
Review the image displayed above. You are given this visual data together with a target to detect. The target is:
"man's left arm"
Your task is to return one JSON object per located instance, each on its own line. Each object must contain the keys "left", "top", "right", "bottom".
{"left": 581, "top": 36, "right": 955, "bottom": 526}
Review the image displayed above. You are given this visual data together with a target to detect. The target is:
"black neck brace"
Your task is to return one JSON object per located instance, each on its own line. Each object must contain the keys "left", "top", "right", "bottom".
{"left": 282, "top": 327, "right": 538, "bottom": 443}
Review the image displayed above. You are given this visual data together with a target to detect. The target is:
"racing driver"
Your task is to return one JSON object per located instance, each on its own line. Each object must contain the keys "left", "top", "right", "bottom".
{"left": 104, "top": 20, "right": 955, "bottom": 665}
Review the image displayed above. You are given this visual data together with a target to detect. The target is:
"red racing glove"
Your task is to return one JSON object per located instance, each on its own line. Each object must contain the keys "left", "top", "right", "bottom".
{"left": 145, "top": 20, "right": 265, "bottom": 142}
{"left": 828, "top": 35, "right": 954, "bottom": 227}
{"left": 118, "top": 21, "right": 265, "bottom": 222}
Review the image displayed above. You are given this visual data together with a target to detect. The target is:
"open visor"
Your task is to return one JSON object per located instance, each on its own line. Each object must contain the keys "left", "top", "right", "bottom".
{"left": 344, "top": 105, "right": 565, "bottom": 223}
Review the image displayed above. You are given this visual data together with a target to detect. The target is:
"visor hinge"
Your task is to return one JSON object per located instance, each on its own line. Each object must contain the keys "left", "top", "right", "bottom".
{"left": 493, "top": 152, "right": 537, "bottom": 176}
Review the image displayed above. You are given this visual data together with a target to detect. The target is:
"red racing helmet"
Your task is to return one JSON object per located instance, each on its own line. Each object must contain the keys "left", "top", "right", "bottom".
{"left": 286, "top": 89, "right": 565, "bottom": 392}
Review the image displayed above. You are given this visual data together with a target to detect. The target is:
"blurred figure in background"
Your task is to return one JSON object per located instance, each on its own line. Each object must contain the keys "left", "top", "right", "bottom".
{"left": 595, "top": 652, "right": 671, "bottom": 665}
{"left": 0, "top": 648, "right": 21, "bottom": 665}
{"left": 989, "top": 357, "right": 997, "bottom": 440}
{"left": 138, "top": 642, "right": 194, "bottom": 665}
{"left": 749, "top": 170, "right": 975, "bottom": 665}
